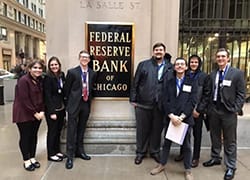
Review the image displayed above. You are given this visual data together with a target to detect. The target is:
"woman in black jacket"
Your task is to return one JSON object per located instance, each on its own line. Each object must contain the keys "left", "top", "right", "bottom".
{"left": 44, "top": 56, "right": 66, "bottom": 162}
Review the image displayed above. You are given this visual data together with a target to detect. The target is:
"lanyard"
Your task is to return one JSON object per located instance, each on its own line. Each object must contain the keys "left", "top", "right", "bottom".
{"left": 81, "top": 70, "right": 88, "bottom": 83}
{"left": 57, "top": 78, "right": 63, "bottom": 88}
{"left": 157, "top": 61, "right": 165, "bottom": 80}
{"left": 157, "top": 63, "right": 165, "bottom": 71}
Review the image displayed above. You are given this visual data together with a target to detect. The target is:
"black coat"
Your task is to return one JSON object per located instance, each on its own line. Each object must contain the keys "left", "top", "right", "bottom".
{"left": 130, "top": 57, "right": 173, "bottom": 109}
{"left": 64, "top": 66, "right": 97, "bottom": 115}
{"left": 163, "top": 72, "right": 197, "bottom": 126}
{"left": 44, "top": 72, "right": 66, "bottom": 116}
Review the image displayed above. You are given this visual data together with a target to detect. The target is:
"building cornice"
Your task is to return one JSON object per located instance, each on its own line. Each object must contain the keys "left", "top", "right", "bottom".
{"left": 2, "top": 0, "right": 45, "bottom": 22}
{"left": 0, "top": 15, "right": 45, "bottom": 40}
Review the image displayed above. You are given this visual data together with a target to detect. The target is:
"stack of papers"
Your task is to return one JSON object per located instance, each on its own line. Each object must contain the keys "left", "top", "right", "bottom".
{"left": 165, "top": 122, "right": 189, "bottom": 145}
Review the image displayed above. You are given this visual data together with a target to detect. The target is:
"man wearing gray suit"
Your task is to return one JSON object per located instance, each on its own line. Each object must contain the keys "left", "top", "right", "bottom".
{"left": 203, "top": 48, "right": 245, "bottom": 180}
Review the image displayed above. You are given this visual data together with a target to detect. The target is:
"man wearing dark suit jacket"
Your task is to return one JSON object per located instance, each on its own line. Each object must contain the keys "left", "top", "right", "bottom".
{"left": 203, "top": 48, "right": 245, "bottom": 180}
{"left": 150, "top": 58, "right": 197, "bottom": 180}
{"left": 64, "top": 50, "right": 97, "bottom": 169}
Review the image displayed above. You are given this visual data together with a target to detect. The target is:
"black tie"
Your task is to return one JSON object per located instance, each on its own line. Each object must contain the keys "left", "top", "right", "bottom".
{"left": 216, "top": 70, "right": 223, "bottom": 107}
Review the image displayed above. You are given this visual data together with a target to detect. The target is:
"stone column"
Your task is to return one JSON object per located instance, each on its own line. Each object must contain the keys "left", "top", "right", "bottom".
{"left": 28, "top": 36, "right": 34, "bottom": 58}
{"left": 31, "top": 38, "right": 40, "bottom": 59}
{"left": 151, "top": 0, "right": 180, "bottom": 59}
{"left": 18, "top": 33, "right": 25, "bottom": 64}
{"left": 19, "top": 33, "right": 25, "bottom": 53}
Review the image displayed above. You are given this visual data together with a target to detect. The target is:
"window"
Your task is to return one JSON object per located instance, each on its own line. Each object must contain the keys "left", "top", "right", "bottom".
{"left": 24, "top": 14, "right": 27, "bottom": 25}
{"left": 14, "top": 9, "right": 17, "bottom": 21}
{"left": 0, "top": 27, "right": 7, "bottom": 41}
{"left": 3, "top": 3, "right": 7, "bottom": 16}
{"left": 229, "top": 0, "right": 236, "bottom": 18}
{"left": 32, "top": 19, "right": 35, "bottom": 29}
{"left": 39, "top": 8, "right": 43, "bottom": 18}
{"left": 27, "top": 16, "right": 30, "bottom": 26}
{"left": 18, "top": 11, "right": 21, "bottom": 22}
{"left": 39, "top": 22, "right": 42, "bottom": 31}
{"left": 31, "top": 3, "right": 37, "bottom": 13}
{"left": 236, "top": 0, "right": 243, "bottom": 18}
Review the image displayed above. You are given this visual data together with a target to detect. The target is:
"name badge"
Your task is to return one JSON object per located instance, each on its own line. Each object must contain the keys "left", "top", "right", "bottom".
{"left": 222, "top": 80, "right": 232, "bottom": 87}
{"left": 83, "top": 83, "right": 87, "bottom": 87}
{"left": 182, "top": 85, "right": 192, "bottom": 92}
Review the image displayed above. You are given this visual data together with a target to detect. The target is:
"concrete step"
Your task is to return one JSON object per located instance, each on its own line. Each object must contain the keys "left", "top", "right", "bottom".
{"left": 61, "top": 116, "right": 250, "bottom": 155}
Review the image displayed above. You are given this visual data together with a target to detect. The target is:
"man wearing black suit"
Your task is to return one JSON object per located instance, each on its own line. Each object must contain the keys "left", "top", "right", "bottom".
{"left": 64, "top": 50, "right": 97, "bottom": 169}
{"left": 203, "top": 48, "right": 245, "bottom": 180}
{"left": 150, "top": 58, "right": 197, "bottom": 180}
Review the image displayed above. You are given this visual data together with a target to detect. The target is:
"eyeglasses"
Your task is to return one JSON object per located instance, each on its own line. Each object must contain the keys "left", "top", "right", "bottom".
{"left": 216, "top": 55, "right": 227, "bottom": 58}
{"left": 175, "top": 63, "right": 186, "bottom": 66}
{"left": 80, "top": 55, "right": 90, "bottom": 58}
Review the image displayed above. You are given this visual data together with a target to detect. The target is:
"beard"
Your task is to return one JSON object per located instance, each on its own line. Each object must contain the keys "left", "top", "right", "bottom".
{"left": 154, "top": 55, "right": 163, "bottom": 61}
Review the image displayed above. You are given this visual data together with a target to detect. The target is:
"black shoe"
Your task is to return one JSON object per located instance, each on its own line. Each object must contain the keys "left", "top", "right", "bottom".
{"left": 75, "top": 153, "right": 91, "bottom": 160}
{"left": 174, "top": 154, "right": 184, "bottom": 162}
{"left": 23, "top": 163, "right": 35, "bottom": 171}
{"left": 191, "top": 159, "right": 199, "bottom": 168}
{"left": 150, "top": 154, "right": 160, "bottom": 163}
{"left": 65, "top": 158, "right": 73, "bottom": 169}
{"left": 224, "top": 168, "right": 235, "bottom": 180}
{"left": 203, "top": 159, "right": 221, "bottom": 167}
{"left": 31, "top": 161, "right": 41, "bottom": 168}
{"left": 48, "top": 155, "right": 63, "bottom": 162}
{"left": 134, "top": 156, "right": 144, "bottom": 165}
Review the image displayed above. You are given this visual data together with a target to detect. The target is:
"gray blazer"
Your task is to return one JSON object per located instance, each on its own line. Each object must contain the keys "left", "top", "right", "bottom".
{"left": 209, "top": 66, "right": 245, "bottom": 113}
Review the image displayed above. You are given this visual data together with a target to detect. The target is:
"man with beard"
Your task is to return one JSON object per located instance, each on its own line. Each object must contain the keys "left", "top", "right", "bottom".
{"left": 130, "top": 42, "right": 173, "bottom": 165}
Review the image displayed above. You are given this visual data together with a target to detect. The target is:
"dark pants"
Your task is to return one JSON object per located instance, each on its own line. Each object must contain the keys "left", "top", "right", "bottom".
{"left": 160, "top": 126, "right": 192, "bottom": 170}
{"left": 46, "top": 109, "right": 65, "bottom": 157}
{"left": 192, "top": 116, "right": 203, "bottom": 160}
{"left": 135, "top": 106, "right": 163, "bottom": 157}
{"left": 66, "top": 100, "right": 90, "bottom": 158}
{"left": 208, "top": 105, "right": 237, "bottom": 169}
{"left": 16, "top": 120, "right": 41, "bottom": 161}
{"left": 179, "top": 115, "right": 203, "bottom": 160}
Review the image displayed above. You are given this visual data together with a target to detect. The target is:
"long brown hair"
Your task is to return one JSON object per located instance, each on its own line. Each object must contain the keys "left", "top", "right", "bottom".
{"left": 47, "top": 56, "right": 62, "bottom": 77}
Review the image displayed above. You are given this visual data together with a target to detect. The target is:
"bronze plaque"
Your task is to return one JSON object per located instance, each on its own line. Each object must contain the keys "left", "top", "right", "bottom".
{"left": 85, "top": 22, "right": 134, "bottom": 99}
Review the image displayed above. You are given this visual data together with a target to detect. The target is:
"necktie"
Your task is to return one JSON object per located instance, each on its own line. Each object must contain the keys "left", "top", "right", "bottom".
{"left": 219, "top": 70, "right": 223, "bottom": 82}
{"left": 82, "top": 72, "right": 88, "bottom": 101}
{"left": 216, "top": 70, "right": 223, "bottom": 106}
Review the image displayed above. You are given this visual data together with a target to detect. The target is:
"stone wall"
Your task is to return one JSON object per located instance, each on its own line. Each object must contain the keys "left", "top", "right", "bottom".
{"left": 46, "top": 0, "right": 180, "bottom": 154}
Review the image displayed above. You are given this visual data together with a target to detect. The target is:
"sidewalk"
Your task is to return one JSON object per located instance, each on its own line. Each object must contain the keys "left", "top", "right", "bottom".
{"left": 0, "top": 102, "right": 249, "bottom": 180}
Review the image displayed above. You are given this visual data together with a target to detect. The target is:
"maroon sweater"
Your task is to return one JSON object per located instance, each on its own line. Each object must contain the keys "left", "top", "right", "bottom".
{"left": 13, "top": 73, "right": 44, "bottom": 123}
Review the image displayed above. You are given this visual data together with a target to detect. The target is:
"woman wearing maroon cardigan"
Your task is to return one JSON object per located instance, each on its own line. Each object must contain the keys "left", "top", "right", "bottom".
{"left": 13, "top": 60, "right": 45, "bottom": 171}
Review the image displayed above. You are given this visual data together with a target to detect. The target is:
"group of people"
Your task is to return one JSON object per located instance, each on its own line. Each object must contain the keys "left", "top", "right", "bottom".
{"left": 12, "top": 50, "right": 97, "bottom": 171}
{"left": 130, "top": 43, "right": 245, "bottom": 180}
{"left": 12, "top": 44, "right": 245, "bottom": 180}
